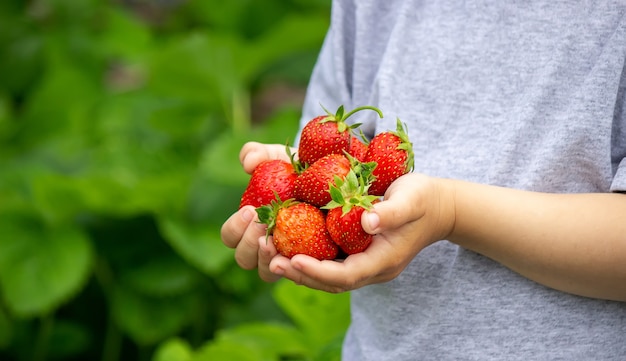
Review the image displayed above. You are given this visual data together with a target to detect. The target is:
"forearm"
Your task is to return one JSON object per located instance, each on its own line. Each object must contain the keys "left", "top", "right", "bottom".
{"left": 444, "top": 179, "right": 626, "bottom": 301}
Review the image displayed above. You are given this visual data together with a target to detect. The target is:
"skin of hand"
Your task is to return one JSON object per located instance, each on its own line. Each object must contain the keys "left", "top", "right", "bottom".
{"left": 222, "top": 142, "right": 626, "bottom": 301}
{"left": 221, "top": 141, "right": 454, "bottom": 289}
{"left": 267, "top": 173, "right": 455, "bottom": 293}
{"left": 221, "top": 142, "right": 293, "bottom": 283}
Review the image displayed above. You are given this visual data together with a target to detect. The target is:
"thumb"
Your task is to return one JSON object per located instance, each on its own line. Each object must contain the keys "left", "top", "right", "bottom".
{"left": 239, "top": 142, "right": 294, "bottom": 174}
{"left": 361, "top": 175, "right": 426, "bottom": 234}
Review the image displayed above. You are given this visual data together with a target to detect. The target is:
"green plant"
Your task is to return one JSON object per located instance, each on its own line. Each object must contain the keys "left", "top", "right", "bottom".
{"left": 0, "top": 1, "right": 346, "bottom": 360}
{"left": 152, "top": 279, "right": 350, "bottom": 361}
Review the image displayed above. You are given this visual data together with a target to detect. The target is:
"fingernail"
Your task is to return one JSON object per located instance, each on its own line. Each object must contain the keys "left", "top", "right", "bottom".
{"left": 364, "top": 211, "right": 380, "bottom": 231}
{"left": 241, "top": 208, "right": 253, "bottom": 222}
{"left": 273, "top": 266, "right": 285, "bottom": 276}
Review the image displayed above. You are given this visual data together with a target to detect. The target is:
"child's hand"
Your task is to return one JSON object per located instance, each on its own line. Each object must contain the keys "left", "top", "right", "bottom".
{"left": 220, "top": 142, "right": 296, "bottom": 282}
{"left": 267, "top": 173, "right": 456, "bottom": 292}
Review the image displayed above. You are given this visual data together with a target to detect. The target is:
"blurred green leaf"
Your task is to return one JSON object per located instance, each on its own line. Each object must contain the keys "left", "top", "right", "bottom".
{"left": 0, "top": 95, "right": 15, "bottom": 143}
{"left": 152, "top": 337, "right": 193, "bottom": 361}
{"left": 158, "top": 216, "right": 233, "bottom": 276}
{"left": 312, "top": 333, "right": 344, "bottom": 361}
{"left": 112, "top": 285, "right": 201, "bottom": 346}
{"left": 214, "top": 263, "right": 263, "bottom": 298}
{"left": 207, "top": 322, "right": 307, "bottom": 361}
{"left": 251, "top": 107, "right": 303, "bottom": 143}
{"left": 0, "top": 215, "right": 93, "bottom": 317}
{"left": 47, "top": 320, "right": 91, "bottom": 359}
{"left": 240, "top": 14, "right": 329, "bottom": 82}
{"left": 119, "top": 256, "right": 203, "bottom": 297}
{"left": 197, "top": 107, "right": 302, "bottom": 188}
{"left": 0, "top": 0, "right": 332, "bottom": 359}
{"left": 273, "top": 279, "right": 350, "bottom": 348}
{"left": 191, "top": 338, "right": 262, "bottom": 361}
{"left": 19, "top": 43, "right": 100, "bottom": 147}
{"left": 29, "top": 169, "right": 190, "bottom": 223}
{"left": 198, "top": 132, "right": 251, "bottom": 187}
{"left": 0, "top": 8, "right": 44, "bottom": 96}
{"left": 0, "top": 307, "right": 12, "bottom": 349}
{"left": 99, "top": 6, "right": 152, "bottom": 60}
{"left": 147, "top": 32, "right": 239, "bottom": 111}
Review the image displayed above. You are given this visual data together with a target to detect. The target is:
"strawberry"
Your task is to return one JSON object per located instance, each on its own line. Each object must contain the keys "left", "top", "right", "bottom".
{"left": 323, "top": 170, "right": 379, "bottom": 254}
{"left": 256, "top": 198, "right": 338, "bottom": 260}
{"left": 298, "top": 104, "right": 383, "bottom": 166}
{"left": 294, "top": 153, "right": 351, "bottom": 207}
{"left": 348, "top": 134, "right": 368, "bottom": 162}
{"left": 239, "top": 147, "right": 300, "bottom": 208}
{"left": 364, "top": 118, "right": 414, "bottom": 196}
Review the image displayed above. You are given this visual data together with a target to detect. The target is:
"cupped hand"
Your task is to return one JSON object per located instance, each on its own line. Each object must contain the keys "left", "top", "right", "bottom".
{"left": 267, "top": 173, "right": 456, "bottom": 293}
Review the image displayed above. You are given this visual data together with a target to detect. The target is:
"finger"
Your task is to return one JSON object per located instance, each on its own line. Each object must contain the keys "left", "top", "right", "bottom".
{"left": 220, "top": 206, "right": 256, "bottom": 248}
{"left": 270, "top": 239, "right": 399, "bottom": 293}
{"left": 233, "top": 215, "right": 269, "bottom": 270}
{"left": 258, "top": 236, "right": 282, "bottom": 282}
{"left": 239, "top": 142, "right": 294, "bottom": 174}
{"left": 292, "top": 256, "right": 365, "bottom": 293}
{"left": 221, "top": 206, "right": 268, "bottom": 270}
{"left": 361, "top": 201, "right": 422, "bottom": 235}
{"left": 362, "top": 176, "right": 426, "bottom": 234}
{"left": 268, "top": 255, "right": 344, "bottom": 293}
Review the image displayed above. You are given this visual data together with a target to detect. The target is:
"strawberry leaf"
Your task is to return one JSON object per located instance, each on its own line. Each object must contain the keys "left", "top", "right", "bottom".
{"left": 328, "top": 184, "right": 345, "bottom": 205}
{"left": 321, "top": 170, "right": 378, "bottom": 216}
{"left": 391, "top": 118, "right": 415, "bottom": 172}
{"left": 334, "top": 105, "right": 345, "bottom": 120}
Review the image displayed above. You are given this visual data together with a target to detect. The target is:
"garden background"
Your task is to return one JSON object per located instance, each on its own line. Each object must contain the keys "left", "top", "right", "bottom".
{"left": 0, "top": 0, "right": 351, "bottom": 360}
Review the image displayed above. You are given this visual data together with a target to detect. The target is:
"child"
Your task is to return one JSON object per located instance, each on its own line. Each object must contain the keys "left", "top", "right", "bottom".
{"left": 222, "top": 1, "right": 626, "bottom": 359}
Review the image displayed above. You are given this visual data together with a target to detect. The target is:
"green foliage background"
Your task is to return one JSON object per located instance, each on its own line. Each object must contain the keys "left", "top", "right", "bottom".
{"left": 0, "top": 1, "right": 350, "bottom": 360}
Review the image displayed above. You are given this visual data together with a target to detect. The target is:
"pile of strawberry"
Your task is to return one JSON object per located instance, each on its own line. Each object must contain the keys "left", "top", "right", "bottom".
{"left": 239, "top": 105, "right": 414, "bottom": 260}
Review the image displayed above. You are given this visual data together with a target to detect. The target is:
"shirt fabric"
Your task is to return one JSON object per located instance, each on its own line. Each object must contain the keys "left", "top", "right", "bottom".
{"left": 297, "top": 1, "right": 626, "bottom": 360}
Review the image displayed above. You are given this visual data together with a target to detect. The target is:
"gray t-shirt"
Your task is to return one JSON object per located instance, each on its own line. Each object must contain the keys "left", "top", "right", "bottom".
{"left": 298, "top": 1, "right": 626, "bottom": 360}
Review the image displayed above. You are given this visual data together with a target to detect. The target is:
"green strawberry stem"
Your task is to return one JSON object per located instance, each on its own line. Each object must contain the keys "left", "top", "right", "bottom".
{"left": 354, "top": 128, "right": 371, "bottom": 145}
{"left": 341, "top": 105, "right": 384, "bottom": 121}
{"left": 319, "top": 104, "right": 384, "bottom": 132}
{"left": 284, "top": 143, "right": 305, "bottom": 174}
{"left": 344, "top": 152, "right": 377, "bottom": 185}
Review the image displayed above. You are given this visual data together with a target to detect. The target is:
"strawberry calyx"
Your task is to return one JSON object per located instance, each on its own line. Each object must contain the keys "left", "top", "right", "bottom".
{"left": 392, "top": 118, "right": 415, "bottom": 173}
{"left": 256, "top": 193, "right": 297, "bottom": 241}
{"left": 322, "top": 169, "right": 379, "bottom": 216}
{"left": 345, "top": 152, "right": 377, "bottom": 185}
{"left": 319, "top": 104, "right": 384, "bottom": 132}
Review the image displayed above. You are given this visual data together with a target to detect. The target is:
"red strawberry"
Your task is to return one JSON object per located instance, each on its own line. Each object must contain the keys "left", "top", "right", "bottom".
{"left": 239, "top": 153, "right": 299, "bottom": 208}
{"left": 348, "top": 134, "right": 368, "bottom": 162}
{"left": 298, "top": 105, "right": 382, "bottom": 166}
{"left": 256, "top": 198, "right": 338, "bottom": 260}
{"left": 323, "top": 170, "right": 379, "bottom": 254}
{"left": 365, "top": 119, "right": 414, "bottom": 196}
{"left": 294, "top": 153, "right": 351, "bottom": 207}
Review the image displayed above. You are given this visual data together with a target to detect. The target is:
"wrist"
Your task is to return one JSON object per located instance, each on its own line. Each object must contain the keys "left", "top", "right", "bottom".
{"left": 434, "top": 177, "right": 459, "bottom": 243}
